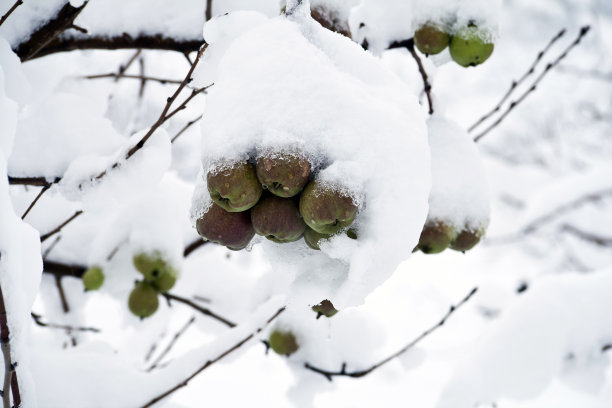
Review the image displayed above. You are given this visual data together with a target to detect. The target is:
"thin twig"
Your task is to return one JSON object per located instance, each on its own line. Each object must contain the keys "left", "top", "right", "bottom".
{"left": 183, "top": 239, "right": 207, "bottom": 257}
{"left": 388, "top": 38, "right": 433, "bottom": 114}
{"left": 139, "top": 306, "right": 285, "bottom": 408}
{"left": 115, "top": 49, "right": 141, "bottom": 82}
{"left": 206, "top": 0, "right": 213, "bottom": 22}
{"left": 304, "top": 287, "right": 478, "bottom": 380}
{"left": 40, "top": 210, "right": 83, "bottom": 243}
{"left": 162, "top": 292, "right": 235, "bottom": 328}
{"left": 90, "top": 44, "right": 210, "bottom": 183}
{"left": 21, "top": 184, "right": 50, "bottom": 219}
{"left": 0, "top": 273, "right": 20, "bottom": 408}
{"left": 474, "top": 26, "right": 590, "bottom": 142}
{"left": 54, "top": 275, "right": 70, "bottom": 314}
{"left": 0, "top": 0, "right": 23, "bottom": 28}
{"left": 147, "top": 316, "right": 196, "bottom": 371}
{"left": 42, "top": 236, "right": 61, "bottom": 258}
{"left": 30, "top": 313, "right": 100, "bottom": 333}
{"left": 83, "top": 73, "right": 183, "bottom": 85}
{"left": 138, "top": 56, "right": 146, "bottom": 98}
{"left": 561, "top": 224, "right": 612, "bottom": 247}
{"left": 171, "top": 114, "right": 203, "bottom": 143}
{"left": 469, "top": 28, "right": 566, "bottom": 133}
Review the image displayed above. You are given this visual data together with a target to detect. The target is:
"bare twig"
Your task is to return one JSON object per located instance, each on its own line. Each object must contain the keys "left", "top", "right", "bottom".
{"left": 40, "top": 210, "right": 83, "bottom": 243}
{"left": 83, "top": 72, "right": 183, "bottom": 85}
{"left": 8, "top": 176, "right": 61, "bottom": 187}
{"left": 0, "top": 275, "right": 20, "bottom": 408}
{"left": 42, "top": 259, "right": 86, "bottom": 278}
{"left": 147, "top": 316, "right": 196, "bottom": 371}
{"left": 54, "top": 275, "right": 70, "bottom": 314}
{"left": 561, "top": 224, "right": 612, "bottom": 247}
{"left": 206, "top": 0, "right": 213, "bottom": 22}
{"left": 0, "top": 0, "right": 23, "bottom": 28}
{"left": 115, "top": 49, "right": 141, "bottom": 82}
{"left": 171, "top": 114, "right": 203, "bottom": 143}
{"left": 21, "top": 184, "right": 50, "bottom": 219}
{"left": 90, "top": 44, "right": 210, "bottom": 183}
{"left": 388, "top": 38, "right": 433, "bottom": 114}
{"left": 42, "top": 236, "right": 62, "bottom": 258}
{"left": 30, "top": 312, "right": 100, "bottom": 333}
{"left": 304, "top": 287, "right": 478, "bottom": 380}
{"left": 469, "top": 28, "right": 566, "bottom": 133}
{"left": 162, "top": 292, "right": 235, "bottom": 328}
{"left": 474, "top": 26, "right": 591, "bottom": 142}
{"left": 15, "top": 1, "right": 90, "bottom": 61}
{"left": 139, "top": 306, "right": 286, "bottom": 408}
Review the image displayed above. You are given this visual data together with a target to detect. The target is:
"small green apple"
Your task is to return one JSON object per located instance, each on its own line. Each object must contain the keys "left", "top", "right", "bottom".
{"left": 207, "top": 161, "right": 262, "bottom": 212}
{"left": 449, "top": 25, "right": 494, "bottom": 67}
{"left": 82, "top": 266, "right": 104, "bottom": 291}
{"left": 269, "top": 329, "right": 299, "bottom": 356}
{"left": 128, "top": 281, "right": 159, "bottom": 318}
{"left": 299, "top": 181, "right": 358, "bottom": 235}
{"left": 256, "top": 153, "right": 311, "bottom": 198}
{"left": 132, "top": 252, "right": 177, "bottom": 293}
{"left": 450, "top": 227, "right": 485, "bottom": 252}
{"left": 251, "top": 195, "right": 305, "bottom": 243}
{"left": 417, "top": 220, "right": 456, "bottom": 254}
{"left": 312, "top": 300, "right": 338, "bottom": 318}
{"left": 196, "top": 203, "right": 255, "bottom": 250}
{"left": 414, "top": 23, "right": 450, "bottom": 55}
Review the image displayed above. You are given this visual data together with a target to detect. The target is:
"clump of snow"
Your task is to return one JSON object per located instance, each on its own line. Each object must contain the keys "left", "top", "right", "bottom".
{"left": 427, "top": 116, "right": 490, "bottom": 232}
{"left": 192, "top": 8, "right": 430, "bottom": 308}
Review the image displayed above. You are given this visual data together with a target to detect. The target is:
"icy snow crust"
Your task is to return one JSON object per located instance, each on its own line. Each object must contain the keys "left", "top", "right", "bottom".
{"left": 194, "top": 11, "right": 431, "bottom": 308}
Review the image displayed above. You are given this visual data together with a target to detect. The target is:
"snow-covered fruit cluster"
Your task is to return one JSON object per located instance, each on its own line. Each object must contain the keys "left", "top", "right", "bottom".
{"left": 81, "top": 251, "right": 177, "bottom": 318}
{"left": 416, "top": 219, "right": 485, "bottom": 254}
{"left": 195, "top": 152, "right": 359, "bottom": 251}
{"left": 414, "top": 22, "right": 494, "bottom": 67}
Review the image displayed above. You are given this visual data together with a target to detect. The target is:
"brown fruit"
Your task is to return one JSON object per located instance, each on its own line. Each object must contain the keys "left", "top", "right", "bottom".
{"left": 251, "top": 195, "right": 305, "bottom": 243}
{"left": 207, "top": 161, "right": 262, "bottom": 212}
{"left": 196, "top": 203, "right": 255, "bottom": 250}
{"left": 256, "top": 153, "right": 311, "bottom": 198}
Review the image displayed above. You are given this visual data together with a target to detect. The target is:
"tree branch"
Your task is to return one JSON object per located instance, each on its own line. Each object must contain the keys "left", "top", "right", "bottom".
{"left": 388, "top": 38, "right": 433, "bottom": 114}
{"left": 304, "top": 287, "right": 478, "bottom": 381}
{"left": 0, "top": 273, "right": 20, "bottom": 408}
{"left": 26, "top": 33, "right": 203, "bottom": 61}
{"left": 469, "top": 28, "right": 566, "bottom": 133}
{"left": 474, "top": 26, "right": 590, "bottom": 143}
{"left": 0, "top": 0, "right": 23, "bottom": 28}
{"left": 139, "top": 306, "right": 286, "bottom": 408}
{"left": 83, "top": 72, "right": 184, "bottom": 85}
{"left": 162, "top": 292, "right": 235, "bottom": 328}
{"left": 171, "top": 114, "right": 203, "bottom": 143}
{"left": 30, "top": 312, "right": 100, "bottom": 333}
{"left": 21, "top": 184, "right": 50, "bottom": 219}
{"left": 8, "top": 176, "right": 61, "bottom": 187}
{"left": 147, "top": 316, "right": 195, "bottom": 371}
{"left": 15, "top": 0, "right": 90, "bottom": 61}
{"left": 39, "top": 210, "right": 83, "bottom": 243}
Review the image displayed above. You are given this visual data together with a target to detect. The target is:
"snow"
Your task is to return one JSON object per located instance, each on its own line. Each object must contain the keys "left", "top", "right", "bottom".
{"left": 192, "top": 10, "right": 431, "bottom": 308}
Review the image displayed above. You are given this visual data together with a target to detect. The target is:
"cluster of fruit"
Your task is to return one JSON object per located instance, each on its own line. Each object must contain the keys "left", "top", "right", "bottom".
{"left": 416, "top": 219, "right": 485, "bottom": 254}
{"left": 413, "top": 21, "right": 494, "bottom": 67}
{"left": 195, "top": 152, "right": 359, "bottom": 251}
{"left": 82, "top": 251, "right": 177, "bottom": 318}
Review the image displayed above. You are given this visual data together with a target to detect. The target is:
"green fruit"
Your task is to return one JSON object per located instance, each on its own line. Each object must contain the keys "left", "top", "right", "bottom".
{"left": 256, "top": 153, "right": 311, "bottom": 198}
{"left": 449, "top": 25, "right": 494, "bottom": 67}
{"left": 132, "top": 252, "right": 177, "bottom": 293}
{"left": 417, "top": 220, "right": 456, "bottom": 254}
{"left": 269, "top": 330, "right": 299, "bottom": 356}
{"left": 207, "top": 161, "right": 263, "bottom": 212}
{"left": 303, "top": 226, "right": 332, "bottom": 250}
{"left": 450, "top": 227, "right": 485, "bottom": 252}
{"left": 196, "top": 203, "right": 255, "bottom": 250}
{"left": 299, "top": 181, "right": 358, "bottom": 235}
{"left": 251, "top": 195, "right": 305, "bottom": 243}
{"left": 82, "top": 266, "right": 104, "bottom": 291}
{"left": 312, "top": 300, "right": 338, "bottom": 318}
{"left": 128, "top": 282, "right": 159, "bottom": 318}
{"left": 414, "top": 23, "right": 450, "bottom": 55}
